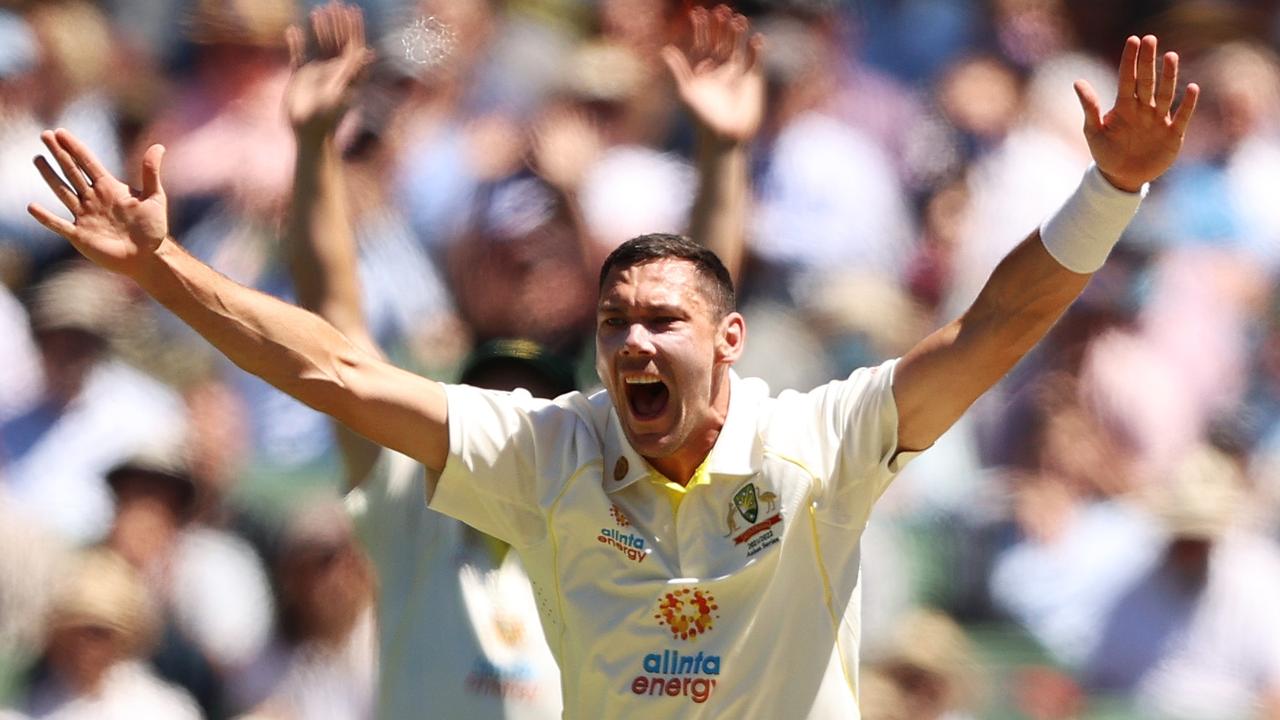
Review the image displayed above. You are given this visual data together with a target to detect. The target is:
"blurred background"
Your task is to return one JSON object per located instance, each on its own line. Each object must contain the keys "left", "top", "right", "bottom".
{"left": 1, "top": 0, "right": 1279, "bottom": 718}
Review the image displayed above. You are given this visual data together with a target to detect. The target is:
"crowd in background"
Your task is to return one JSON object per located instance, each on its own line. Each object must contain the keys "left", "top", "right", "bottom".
{"left": 1, "top": 0, "right": 1280, "bottom": 718}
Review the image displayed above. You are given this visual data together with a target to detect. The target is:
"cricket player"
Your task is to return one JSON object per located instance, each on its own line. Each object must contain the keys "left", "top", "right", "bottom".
{"left": 27, "top": 14, "right": 1196, "bottom": 717}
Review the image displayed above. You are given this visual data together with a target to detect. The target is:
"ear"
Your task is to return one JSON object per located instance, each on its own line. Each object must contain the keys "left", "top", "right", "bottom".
{"left": 715, "top": 311, "right": 746, "bottom": 364}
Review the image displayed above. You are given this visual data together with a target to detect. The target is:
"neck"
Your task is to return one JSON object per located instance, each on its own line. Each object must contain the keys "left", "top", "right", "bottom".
{"left": 648, "top": 440, "right": 715, "bottom": 487}
{"left": 647, "top": 369, "right": 731, "bottom": 486}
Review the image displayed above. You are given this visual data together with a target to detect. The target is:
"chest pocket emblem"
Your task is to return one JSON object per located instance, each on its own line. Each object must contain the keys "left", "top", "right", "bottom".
{"left": 725, "top": 482, "right": 783, "bottom": 555}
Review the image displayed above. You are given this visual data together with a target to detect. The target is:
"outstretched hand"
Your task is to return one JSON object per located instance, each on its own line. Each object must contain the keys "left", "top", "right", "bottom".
{"left": 662, "top": 5, "right": 766, "bottom": 145}
{"left": 284, "top": 0, "right": 374, "bottom": 139}
{"left": 29, "top": 129, "right": 169, "bottom": 278}
{"left": 1075, "top": 35, "right": 1199, "bottom": 192}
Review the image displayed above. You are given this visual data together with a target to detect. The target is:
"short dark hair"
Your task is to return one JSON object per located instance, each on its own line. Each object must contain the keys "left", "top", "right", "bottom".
{"left": 597, "top": 234, "right": 736, "bottom": 317}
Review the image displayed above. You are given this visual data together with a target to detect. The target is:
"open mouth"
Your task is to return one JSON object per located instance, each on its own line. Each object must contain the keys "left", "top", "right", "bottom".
{"left": 624, "top": 376, "right": 670, "bottom": 421}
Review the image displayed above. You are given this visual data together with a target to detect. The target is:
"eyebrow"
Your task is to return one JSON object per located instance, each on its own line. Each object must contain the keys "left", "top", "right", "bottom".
{"left": 597, "top": 302, "right": 688, "bottom": 316}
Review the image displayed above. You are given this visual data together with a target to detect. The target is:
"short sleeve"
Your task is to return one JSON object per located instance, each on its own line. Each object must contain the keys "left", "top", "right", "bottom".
{"left": 811, "top": 359, "right": 921, "bottom": 524}
{"left": 426, "top": 384, "right": 584, "bottom": 547}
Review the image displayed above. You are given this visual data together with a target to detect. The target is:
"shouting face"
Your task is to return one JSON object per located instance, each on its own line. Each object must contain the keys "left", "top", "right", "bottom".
{"left": 595, "top": 258, "right": 744, "bottom": 481}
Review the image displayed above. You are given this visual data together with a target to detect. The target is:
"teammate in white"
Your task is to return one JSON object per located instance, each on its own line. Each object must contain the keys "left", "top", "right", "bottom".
{"left": 280, "top": 5, "right": 563, "bottom": 718}
{"left": 26, "top": 9, "right": 1197, "bottom": 717}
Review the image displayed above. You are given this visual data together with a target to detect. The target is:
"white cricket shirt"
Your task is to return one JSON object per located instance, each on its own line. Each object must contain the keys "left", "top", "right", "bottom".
{"left": 347, "top": 451, "right": 562, "bottom": 720}
{"left": 429, "top": 360, "right": 919, "bottom": 718}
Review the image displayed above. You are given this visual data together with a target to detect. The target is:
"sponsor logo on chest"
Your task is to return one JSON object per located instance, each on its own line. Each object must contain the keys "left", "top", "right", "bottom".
{"left": 630, "top": 587, "right": 723, "bottom": 704}
{"left": 598, "top": 503, "right": 649, "bottom": 564}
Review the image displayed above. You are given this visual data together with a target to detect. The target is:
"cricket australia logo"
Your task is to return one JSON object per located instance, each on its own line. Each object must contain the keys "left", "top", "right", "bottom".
{"left": 724, "top": 482, "right": 782, "bottom": 557}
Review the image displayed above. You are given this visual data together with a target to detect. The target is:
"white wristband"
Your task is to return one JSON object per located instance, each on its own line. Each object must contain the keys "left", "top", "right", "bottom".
{"left": 1039, "top": 164, "right": 1148, "bottom": 274}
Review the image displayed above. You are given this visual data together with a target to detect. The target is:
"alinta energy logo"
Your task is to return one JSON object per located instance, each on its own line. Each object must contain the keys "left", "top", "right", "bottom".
{"left": 609, "top": 503, "right": 631, "bottom": 527}
{"left": 598, "top": 504, "right": 647, "bottom": 564}
{"left": 631, "top": 587, "right": 722, "bottom": 704}
{"left": 655, "top": 587, "right": 719, "bottom": 640}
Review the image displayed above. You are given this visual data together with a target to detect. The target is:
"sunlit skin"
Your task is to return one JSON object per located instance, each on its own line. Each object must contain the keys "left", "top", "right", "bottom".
{"left": 595, "top": 258, "right": 744, "bottom": 484}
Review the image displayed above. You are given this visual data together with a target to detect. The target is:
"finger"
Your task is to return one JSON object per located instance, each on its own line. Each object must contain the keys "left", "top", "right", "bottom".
{"left": 332, "top": 3, "right": 353, "bottom": 48}
{"left": 1115, "top": 35, "right": 1139, "bottom": 102}
{"left": 1155, "top": 51, "right": 1178, "bottom": 117}
{"left": 745, "top": 34, "right": 765, "bottom": 74}
{"left": 691, "top": 7, "right": 709, "bottom": 60}
{"left": 42, "top": 130, "right": 93, "bottom": 196}
{"left": 1172, "top": 82, "right": 1200, "bottom": 135}
{"left": 713, "top": 6, "right": 734, "bottom": 62}
{"left": 1136, "top": 35, "right": 1157, "bottom": 106}
{"left": 286, "top": 25, "right": 306, "bottom": 69}
{"left": 348, "top": 5, "right": 366, "bottom": 48}
{"left": 325, "top": 5, "right": 344, "bottom": 55}
{"left": 313, "top": 7, "right": 334, "bottom": 56}
{"left": 308, "top": 8, "right": 325, "bottom": 53}
{"left": 33, "top": 156, "right": 82, "bottom": 213}
{"left": 53, "top": 128, "right": 112, "bottom": 185}
{"left": 661, "top": 45, "right": 694, "bottom": 88}
{"left": 729, "top": 13, "right": 749, "bottom": 66}
{"left": 141, "top": 144, "right": 165, "bottom": 199}
{"left": 27, "top": 203, "right": 77, "bottom": 239}
{"left": 1074, "top": 79, "right": 1104, "bottom": 135}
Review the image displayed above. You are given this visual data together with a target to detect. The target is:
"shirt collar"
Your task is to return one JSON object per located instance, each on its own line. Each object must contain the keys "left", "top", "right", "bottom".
{"left": 604, "top": 370, "right": 764, "bottom": 493}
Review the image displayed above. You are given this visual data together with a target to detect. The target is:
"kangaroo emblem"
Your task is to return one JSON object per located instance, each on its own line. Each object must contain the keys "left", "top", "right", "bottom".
{"left": 759, "top": 491, "right": 778, "bottom": 514}
{"left": 724, "top": 502, "right": 740, "bottom": 537}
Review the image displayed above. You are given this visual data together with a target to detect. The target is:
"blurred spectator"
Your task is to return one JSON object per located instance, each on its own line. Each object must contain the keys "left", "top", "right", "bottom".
{"left": 0, "top": 490, "right": 71, "bottom": 689}
{"left": 1084, "top": 445, "right": 1280, "bottom": 720}
{"left": 13, "top": 549, "right": 200, "bottom": 719}
{"left": 391, "top": 0, "right": 519, "bottom": 254}
{"left": 445, "top": 165, "right": 599, "bottom": 352}
{"left": 0, "top": 6, "right": 121, "bottom": 275}
{"left": 751, "top": 12, "right": 914, "bottom": 293}
{"left": 869, "top": 609, "right": 982, "bottom": 720}
{"left": 146, "top": 0, "right": 295, "bottom": 210}
{"left": 0, "top": 283, "right": 41, "bottom": 424}
{"left": 1143, "top": 42, "right": 1280, "bottom": 270}
{"left": 854, "top": 0, "right": 986, "bottom": 85}
{"left": 990, "top": 375, "right": 1162, "bottom": 666}
{"left": 103, "top": 441, "right": 275, "bottom": 716}
{"left": 0, "top": 264, "right": 186, "bottom": 543}
{"left": 231, "top": 502, "right": 376, "bottom": 720}
{"left": 945, "top": 51, "right": 1112, "bottom": 317}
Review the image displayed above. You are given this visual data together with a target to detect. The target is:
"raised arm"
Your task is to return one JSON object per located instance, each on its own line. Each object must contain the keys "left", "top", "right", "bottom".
{"left": 892, "top": 35, "right": 1199, "bottom": 452}
{"left": 27, "top": 128, "right": 451, "bottom": 473}
{"left": 283, "top": 1, "right": 383, "bottom": 485}
{"left": 662, "top": 4, "right": 765, "bottom": 285}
